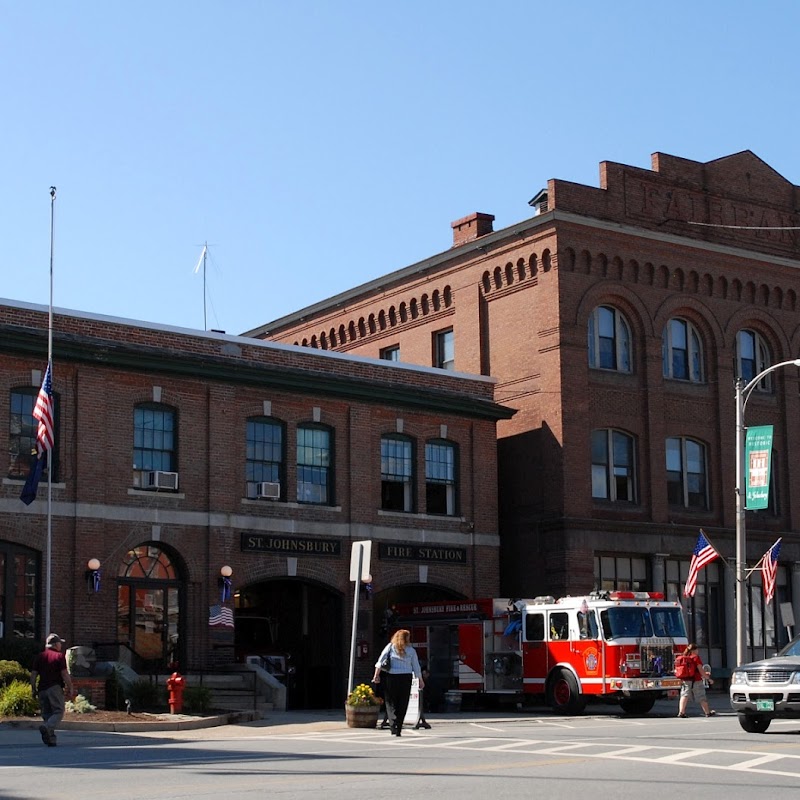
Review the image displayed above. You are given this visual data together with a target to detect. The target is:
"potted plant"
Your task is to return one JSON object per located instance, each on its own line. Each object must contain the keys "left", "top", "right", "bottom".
{"left": 345, "top": 683, "right": 382, "bottom": 728}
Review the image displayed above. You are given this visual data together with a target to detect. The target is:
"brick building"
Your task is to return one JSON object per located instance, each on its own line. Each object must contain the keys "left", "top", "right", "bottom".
{"left": 248, "top": 150, "right": 800, "bottom": 672}
{"left": 0, "top": 299, "right": 512, "bottom": 708}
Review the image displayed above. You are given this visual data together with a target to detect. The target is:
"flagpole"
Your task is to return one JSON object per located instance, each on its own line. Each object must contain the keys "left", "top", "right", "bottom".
{"left": 45, "top": 186, "right": 56, "bottom": 636}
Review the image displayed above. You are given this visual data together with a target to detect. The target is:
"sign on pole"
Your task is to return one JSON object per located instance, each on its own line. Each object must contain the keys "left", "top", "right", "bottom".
{"left": 745, "top": 425, "right": 773, "bottom": 509}
{"left": 349, "top": 540, "right": 372, "bottom": 582}
{"left": 347, "top": 540, "right": 372, "bottom": 695}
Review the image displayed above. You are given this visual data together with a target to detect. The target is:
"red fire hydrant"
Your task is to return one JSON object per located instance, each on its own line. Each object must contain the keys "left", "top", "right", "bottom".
{"left": 166, "top": 672, "right": 185, "bottom": 714}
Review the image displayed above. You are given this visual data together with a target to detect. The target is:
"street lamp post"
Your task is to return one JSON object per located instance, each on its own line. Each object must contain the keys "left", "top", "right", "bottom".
{"left": 734, "top": 358, "right": 800, "bottom": 667}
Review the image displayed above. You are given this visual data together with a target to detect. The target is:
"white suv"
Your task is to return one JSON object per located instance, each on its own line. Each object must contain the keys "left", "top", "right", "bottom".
{"left": 730, "top": 635, "right": 800, "bottom": 733}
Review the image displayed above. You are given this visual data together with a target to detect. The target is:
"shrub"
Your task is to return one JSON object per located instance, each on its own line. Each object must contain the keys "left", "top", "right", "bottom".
{"left": 183, "top": 685, "right": 212, "bottom": 713}
{"left": 0, "top": 660, "right": 29, "bottom": 689}
{"left": 0, "top": 680, "right": 38, "bottom": 717}
{"left": 127, "top": 678, "right": 163, "bottom": 711}
{"left": 105, "top": 666, "right": 125, "bottom": 710}
{"left": 66, "top": 694, "right": 97, "bottom": 714}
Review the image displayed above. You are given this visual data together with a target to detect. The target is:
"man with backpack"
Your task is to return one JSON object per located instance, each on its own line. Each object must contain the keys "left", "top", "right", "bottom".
{"left": 675, "top": 643, "right": 715, "bottom": 718}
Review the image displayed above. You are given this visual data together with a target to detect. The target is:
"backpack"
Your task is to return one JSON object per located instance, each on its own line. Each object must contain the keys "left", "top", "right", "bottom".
{"left": 674, "top": 654, "right": 694, "bottom": 680}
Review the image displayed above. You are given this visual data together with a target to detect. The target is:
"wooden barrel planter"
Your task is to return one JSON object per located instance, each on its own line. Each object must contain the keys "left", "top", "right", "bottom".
{"left": 345, "top": 704, "right": 380, "bottom": 728}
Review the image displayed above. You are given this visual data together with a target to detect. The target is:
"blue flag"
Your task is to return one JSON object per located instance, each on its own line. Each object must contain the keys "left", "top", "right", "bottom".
{"left": 20, "top": 454, "right": 45, "bottom": 506}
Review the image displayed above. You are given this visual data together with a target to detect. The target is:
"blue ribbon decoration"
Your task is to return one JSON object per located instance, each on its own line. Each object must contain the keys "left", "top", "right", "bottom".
{"left": 221, "top": 576, "right": 232, "bottom": 602}
{"left": 92, "top": 569, "right": 101, "bottom": 594}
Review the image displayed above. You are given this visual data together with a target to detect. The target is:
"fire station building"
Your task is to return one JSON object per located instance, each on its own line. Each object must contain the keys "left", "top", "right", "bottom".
{"left": 247, "top": 150, "right": 800, "bottom": 674}
{"left": 0, "top": 299, "right": 512, "bottom": 708}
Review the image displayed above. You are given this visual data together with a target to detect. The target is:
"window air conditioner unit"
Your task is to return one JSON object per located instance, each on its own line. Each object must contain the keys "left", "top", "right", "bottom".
{"left": 144, "top": 470, "right": 179, "bottom": 491}
{"left": 256, "top": 481, "right": 281, "bottom": 499}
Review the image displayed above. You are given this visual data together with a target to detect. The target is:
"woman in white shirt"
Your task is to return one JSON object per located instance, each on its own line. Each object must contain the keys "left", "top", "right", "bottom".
{"left": 372, "top": 629, "right": 424, "bottom": 736}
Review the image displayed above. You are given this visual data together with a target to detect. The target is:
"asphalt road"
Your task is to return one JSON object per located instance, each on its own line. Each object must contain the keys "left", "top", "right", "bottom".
{"left": 4, "top": 698, "right": 800, "bottom": 800}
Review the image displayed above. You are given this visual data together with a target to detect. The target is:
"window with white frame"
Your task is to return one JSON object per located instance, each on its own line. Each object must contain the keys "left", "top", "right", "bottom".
{"left": 666, "top": 436, "right": 708, "bottom": 509}
{"left": 662, "top": 318, "right": 704, "bottom": 382}
{"left": 588, "top": 306, "right": 631, "bottom": 372}
{"left": 591, "top": 429, "right": 636, "bottom": 502}
{"left": 425, "top": 439, "right": 457, "bottom": 515}
{"left": 737, "top": 329, "right": 772, "bottom": 391}
{"left": 381, "top": 435, "right": 414, "bottom": 512}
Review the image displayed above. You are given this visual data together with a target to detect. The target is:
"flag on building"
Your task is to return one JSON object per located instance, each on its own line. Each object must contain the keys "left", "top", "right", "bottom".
{"left": 762, "top": 539, "right": 781, "bottom": 606}
{"left": 34, "top": 361, "right": 55, "bottom": 453}
{"left": 209, "top": 604, "right": 234, "bottom": 628}
{"left": 20, "top": 362, "right": 54, "bottom": 506}
{"left": 684, "top": 530, "right": 720, "bottom": 598}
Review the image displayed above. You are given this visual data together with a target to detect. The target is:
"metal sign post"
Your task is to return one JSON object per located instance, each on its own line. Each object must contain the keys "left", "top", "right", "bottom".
{"left": 347, "top": 541, "right": 372, "bottom": 696}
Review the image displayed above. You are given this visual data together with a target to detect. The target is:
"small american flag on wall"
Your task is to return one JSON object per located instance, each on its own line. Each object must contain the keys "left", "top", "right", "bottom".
{"left": 209, "top": 604, "right": 234, "bottom": 627}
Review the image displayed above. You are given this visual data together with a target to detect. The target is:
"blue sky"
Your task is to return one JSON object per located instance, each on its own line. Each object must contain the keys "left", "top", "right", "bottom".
{"left": 3, "top": 1, "right": 800, "bottom": 336}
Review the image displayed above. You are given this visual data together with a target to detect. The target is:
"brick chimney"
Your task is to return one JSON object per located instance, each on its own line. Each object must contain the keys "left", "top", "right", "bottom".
{"left": 451, "top": 212, "right": 495, "bottom": 247}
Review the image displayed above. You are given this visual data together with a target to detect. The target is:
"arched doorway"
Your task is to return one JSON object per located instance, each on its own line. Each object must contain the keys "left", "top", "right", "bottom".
{"left": 235, "top": 579, "right": 343, "bottom": 710}
{"left": 117, "top": 545, "right": 184, "bottom": 673}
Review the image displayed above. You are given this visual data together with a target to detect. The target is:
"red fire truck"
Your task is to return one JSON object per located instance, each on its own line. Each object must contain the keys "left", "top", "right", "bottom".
{"left": 393, "top": 591, "right": 687, "bottom": 714}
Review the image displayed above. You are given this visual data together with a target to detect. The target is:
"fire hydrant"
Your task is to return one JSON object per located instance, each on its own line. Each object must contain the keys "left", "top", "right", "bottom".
{"left": 166, "top": 672, "right": 185, "bottom": 714}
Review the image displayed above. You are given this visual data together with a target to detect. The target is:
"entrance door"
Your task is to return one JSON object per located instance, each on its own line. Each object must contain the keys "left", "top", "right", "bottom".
{"left": 235, "top": 579, "right": 343, "bottom": 709}
{"left": 116, "top": 546, "right": 182, "bottom": 672}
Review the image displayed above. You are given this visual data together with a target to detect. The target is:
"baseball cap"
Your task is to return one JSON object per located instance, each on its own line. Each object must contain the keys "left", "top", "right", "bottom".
{"left": 46, "top": 633, "right": 65, "bottom": 646}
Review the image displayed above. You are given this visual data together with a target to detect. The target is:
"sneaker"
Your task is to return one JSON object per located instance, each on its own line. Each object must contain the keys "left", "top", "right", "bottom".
{"left": 704, "top": 710, "right": 716, "bottom": 717}
{"left": 39, "top": 725, "right": 52, "bottom": 746}
{"left": 676, "top": 713, "right": 687, "bottom": 718}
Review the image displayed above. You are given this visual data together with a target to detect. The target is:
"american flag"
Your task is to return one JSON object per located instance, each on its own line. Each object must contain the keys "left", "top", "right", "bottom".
{"left": 209, "top": 604, "right": 234, "bottom": 627}
{"left": 763, "top": 539, "right": 781, "bottom": 606}
{"left": 684, "top": 530, "right": 720, "bottom": 598}
{"left": 33, "top": 361, "right": 55, "bottom": 453}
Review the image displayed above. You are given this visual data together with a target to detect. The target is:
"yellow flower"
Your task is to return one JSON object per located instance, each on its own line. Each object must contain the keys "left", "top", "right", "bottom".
{"left": 346, "top": 683, "right": 382, "bottom": 707}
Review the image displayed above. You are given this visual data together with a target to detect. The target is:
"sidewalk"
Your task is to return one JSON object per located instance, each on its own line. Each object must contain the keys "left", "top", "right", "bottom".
{"left": 2, "top": 690, "right": 732, "bottom": 736}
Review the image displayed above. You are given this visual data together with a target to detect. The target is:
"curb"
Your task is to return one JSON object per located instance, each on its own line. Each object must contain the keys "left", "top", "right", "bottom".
{"left": 1, "top": 710, "right": 259, "bottom": 733}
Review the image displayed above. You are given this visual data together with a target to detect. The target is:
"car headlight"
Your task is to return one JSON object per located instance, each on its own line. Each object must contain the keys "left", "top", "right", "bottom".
{"left": 731, "top": 670, "right": 747, "bottom": 684}
{"left": 791, "top": 672, "right": 800, "bottom": 685}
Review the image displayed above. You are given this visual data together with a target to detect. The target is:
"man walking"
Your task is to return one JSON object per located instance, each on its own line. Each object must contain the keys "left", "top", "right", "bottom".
{"left": 31, "top": 633, "right": 74, "bottom": 746}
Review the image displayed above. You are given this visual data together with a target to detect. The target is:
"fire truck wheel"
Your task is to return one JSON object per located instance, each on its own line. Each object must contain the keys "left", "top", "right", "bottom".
{"left": 547, "top": 669, "right": 586, "bottom": 715}
{"left": 619, "top": 695, "right": 656, "bottom": 715}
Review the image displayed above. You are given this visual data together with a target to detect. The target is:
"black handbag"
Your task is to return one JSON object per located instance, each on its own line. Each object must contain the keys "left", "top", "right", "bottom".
{"left": 379, "top": 648, "right": 392, "bottom": 672}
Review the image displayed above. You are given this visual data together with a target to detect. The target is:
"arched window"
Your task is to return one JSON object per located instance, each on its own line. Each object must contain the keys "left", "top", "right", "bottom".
{"left": 737, "top": 329, "right": 772, "bottom": 391}
{"left": 297, "top": 424, "right": 333, "bottom": 505}
{"left": 425, "top": 439, "right": 457, "bottom": 515}
{"left": 662, "top": 318, "right": 704, "bottom": 382}
{"left": 246, "top": 417, "right": 285, "bottom": 500}
{"left": 591, "top": 429, "right": 636, "bottom": 502}
{"left": 666, "top": 437, "right": 708, "bottom": 509}
{"left": 380, "top": 434, "right": 414, "bottom": 512}
{"left": 588, "top": 306, "right": 631, "bottom": 372}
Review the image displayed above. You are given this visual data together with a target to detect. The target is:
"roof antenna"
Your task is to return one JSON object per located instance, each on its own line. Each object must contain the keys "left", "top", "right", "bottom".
{"left": 193, "top": 242, "right": 208, "bottom": 331}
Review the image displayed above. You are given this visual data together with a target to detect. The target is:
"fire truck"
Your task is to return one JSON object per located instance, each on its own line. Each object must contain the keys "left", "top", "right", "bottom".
{"left": 393, "top": 591, "right": 687, "bottom": 714}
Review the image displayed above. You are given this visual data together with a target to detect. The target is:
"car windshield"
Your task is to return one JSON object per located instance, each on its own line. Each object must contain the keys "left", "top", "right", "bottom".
{"left": 778, "top": 637, "right": 800, "bottom": 658}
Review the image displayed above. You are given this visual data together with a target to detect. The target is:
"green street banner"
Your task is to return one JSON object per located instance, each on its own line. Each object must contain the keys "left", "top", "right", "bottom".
{"left": 745, "top": 425, "right": 773, "bottom": 509}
